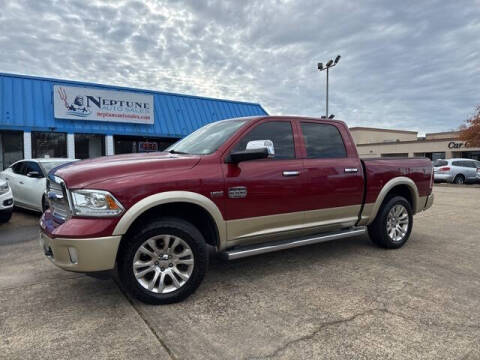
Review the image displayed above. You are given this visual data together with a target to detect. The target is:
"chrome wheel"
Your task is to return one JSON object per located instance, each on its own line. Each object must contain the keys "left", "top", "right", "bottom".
{"left": 386, "top": 204, "right": 409, "bottom": 242}
{"left": 133, "top": 235, "right": 194, "bottom": 294}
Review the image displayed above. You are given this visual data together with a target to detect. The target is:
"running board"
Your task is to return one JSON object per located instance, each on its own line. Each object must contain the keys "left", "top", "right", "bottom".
{"left": 222, "top": 227, "right": 367, "bottom": 260}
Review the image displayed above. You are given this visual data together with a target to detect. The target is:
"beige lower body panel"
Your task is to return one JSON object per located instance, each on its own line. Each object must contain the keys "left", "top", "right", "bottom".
{"left": 417, "top": 196, "right": 427, "bottom": 213}
{"left": 424, "top": 193, "right": 434, "bottom": 211}
{"left": 358, "top": 194, "right": 433, "bottom": 227}
{"left": 39, "top": 232, "right": 121, "bottom": 272}
{"left": 226, "top": 205, "right": 361, "bottom": 248}
{"left": 356, "top": 203, "right": 374, "bottom": 226}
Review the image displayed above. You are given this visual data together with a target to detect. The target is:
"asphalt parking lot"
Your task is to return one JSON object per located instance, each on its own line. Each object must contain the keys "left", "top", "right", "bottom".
{"left": 1, "top": 185, "right": 479, "bottom": 360}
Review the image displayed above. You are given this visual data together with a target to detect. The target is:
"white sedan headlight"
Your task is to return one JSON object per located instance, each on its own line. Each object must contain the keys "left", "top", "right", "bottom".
{"left": 71, "top": 190, "right": 124, "bottom": 217}
{"left": 0, "top": 182, "right": 9, "bottom": 195}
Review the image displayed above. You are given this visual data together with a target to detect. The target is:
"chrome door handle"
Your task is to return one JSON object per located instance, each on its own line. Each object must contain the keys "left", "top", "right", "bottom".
{"left": 283, "top": 170, "right": 300, "bottom": 177}
{"left": 344, "top": 168, "right": 358, "bottom": 173}
{"left": 19, "top": 181, "right": 24, "bottom": 185}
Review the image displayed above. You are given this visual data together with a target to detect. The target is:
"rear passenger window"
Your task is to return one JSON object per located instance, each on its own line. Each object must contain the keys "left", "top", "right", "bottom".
{"left": 300, "top": 122, "right": 347, "bottom": 159}
{"left": 452, "top": 161, "right": 461, "bottom": 167}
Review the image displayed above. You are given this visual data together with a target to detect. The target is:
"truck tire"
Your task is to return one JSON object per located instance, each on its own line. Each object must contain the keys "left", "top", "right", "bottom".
{"left": 118, "top": 217, "right": 209, "bottom": 304}
{"left": 367, "top": 196, "right": 413, "bottom": 249}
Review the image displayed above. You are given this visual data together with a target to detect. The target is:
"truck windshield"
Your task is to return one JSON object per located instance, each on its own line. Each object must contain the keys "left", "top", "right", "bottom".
{"left": 166, "top": 119, "right": 249, "bottom": 155}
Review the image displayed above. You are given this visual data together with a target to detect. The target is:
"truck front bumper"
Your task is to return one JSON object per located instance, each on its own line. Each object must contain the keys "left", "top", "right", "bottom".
{"left": 39, "top": 231, "right": 121, "bottom": 272}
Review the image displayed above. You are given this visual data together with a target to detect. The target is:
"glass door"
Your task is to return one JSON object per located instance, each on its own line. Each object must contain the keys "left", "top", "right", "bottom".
{"left": 0, "top": 131, "right": 24, "bottom": 170}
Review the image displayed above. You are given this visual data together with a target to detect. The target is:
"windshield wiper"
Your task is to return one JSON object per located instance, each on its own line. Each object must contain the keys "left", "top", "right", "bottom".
{"left": 168, "top": 149, "right": 189, "bottom": 155}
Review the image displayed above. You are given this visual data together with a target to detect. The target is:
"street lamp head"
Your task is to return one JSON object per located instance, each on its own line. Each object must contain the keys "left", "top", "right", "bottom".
{"left": 326, "top": 59, "right": 334, "bottom": 67}
{"left": 334, "top": 55, "right": 341, "bottom": 64}
{"left": 328, "top": 114, "right": 335, "bottom": 119}
{"left": 317, "top": 62, "right": 323, "bottom": 70}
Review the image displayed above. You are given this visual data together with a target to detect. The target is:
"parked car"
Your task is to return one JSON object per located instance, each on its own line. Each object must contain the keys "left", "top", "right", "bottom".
{"left": 0, "top": 158, "right": 78, "bottom": 212}
{"left": 433, "top": 158, "right": 480, "bottom": 184}
{"left": 39, "top": 116, "right": 434, "bottom": 304}
{"left": 0, "top": 178, "right": 14, "bottom": 223}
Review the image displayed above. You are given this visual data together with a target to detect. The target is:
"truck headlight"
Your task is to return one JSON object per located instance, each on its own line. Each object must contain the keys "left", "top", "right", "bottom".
{"left": 0, "top": 182, "right": 9, "bottom": 195}
{"left": 71, "top": 190, "right": 124, "bottom": 217}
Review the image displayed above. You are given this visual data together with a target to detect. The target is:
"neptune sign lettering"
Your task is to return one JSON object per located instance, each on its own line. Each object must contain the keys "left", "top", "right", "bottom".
{"left": 53, "top": 85, "right": 154, "bottom": 124}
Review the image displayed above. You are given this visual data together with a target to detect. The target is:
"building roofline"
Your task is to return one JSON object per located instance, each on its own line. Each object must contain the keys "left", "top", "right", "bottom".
{"left": 0, "top": 72, "right": 266, "bottom": 109}
{"left": 356, "top": 137, "right": 460, "bottom": 146}
{"left": 425, "top": 130, "right": 460, "bottom": 136}
{"left": 349, "top": 126, "right": 418, "bottom": 134}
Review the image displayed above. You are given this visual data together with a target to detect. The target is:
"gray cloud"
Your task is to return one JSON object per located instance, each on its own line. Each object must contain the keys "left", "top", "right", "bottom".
{"left": 0, "top": 0, "right": 479, "bottom": 133}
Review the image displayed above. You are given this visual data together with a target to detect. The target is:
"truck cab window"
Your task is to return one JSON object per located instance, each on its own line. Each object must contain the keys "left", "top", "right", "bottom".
{"left": 233, "top": 121, "right": 295, "bottom": 160}
{"left": 301, "top": 122, "right": 347, "bottom": 158}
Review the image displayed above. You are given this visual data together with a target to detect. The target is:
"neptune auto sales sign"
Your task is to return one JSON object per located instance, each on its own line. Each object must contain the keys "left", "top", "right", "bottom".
{"left": 53, "top": 85, "right": 154, "bottom": 124}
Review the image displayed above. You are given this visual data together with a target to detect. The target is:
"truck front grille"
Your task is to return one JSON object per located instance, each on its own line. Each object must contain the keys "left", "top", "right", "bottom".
{"left": 47, "top": 177, "right": 71, "bottom": 222}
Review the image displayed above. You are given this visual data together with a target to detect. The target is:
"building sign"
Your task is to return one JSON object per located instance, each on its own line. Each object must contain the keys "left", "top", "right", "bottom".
{"left": 138, "top": 141, "right": 158, "bottom": 152}
{"left": 54, "top": 85, "right": 154, "bottom": 124}
{"left": 448, "top": 141, "right": 469, "bottom": 149}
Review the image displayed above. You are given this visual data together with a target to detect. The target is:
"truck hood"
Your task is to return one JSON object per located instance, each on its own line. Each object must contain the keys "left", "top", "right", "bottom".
{"left": 54, "top": 152, "right": 201, "bottom": 189}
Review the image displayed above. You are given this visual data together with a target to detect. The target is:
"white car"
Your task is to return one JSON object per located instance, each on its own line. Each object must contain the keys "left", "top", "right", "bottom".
{"left": 0, "top": 158, "right": 78, "bottom": 213}
{"left": 433, "top": 158, "right": 480, "bottom": 184}
{"left": 0, "top": 178, "right": 14, "bottom": 223}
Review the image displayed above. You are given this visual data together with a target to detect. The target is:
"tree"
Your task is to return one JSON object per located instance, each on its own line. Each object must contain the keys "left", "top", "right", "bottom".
{"left": 459, "top": 105, "right": 480, "bottom": 147}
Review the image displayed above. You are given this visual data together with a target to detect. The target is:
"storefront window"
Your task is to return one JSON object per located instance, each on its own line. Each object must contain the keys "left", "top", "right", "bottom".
{"left": 32, "top": 132, "right": 67, "bottom": 159}
{"left": 431, "top": 152, "right": 445, "bottom": 161}
{"left": 114, "top": 135, "right": 177, "bottom": 155}
{"left": 75, "top": 134, "right": 105, "bottom": 159}
{"left": 461, "top": 151, "right": 480, "bottom": 161}
{"left": 0, "top": 131, "right": 23, "bottom": 170}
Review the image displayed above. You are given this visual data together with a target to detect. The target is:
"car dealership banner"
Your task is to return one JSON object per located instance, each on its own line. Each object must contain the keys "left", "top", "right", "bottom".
{"left": 53, "top": 85, "right": 154, "bottom": 124}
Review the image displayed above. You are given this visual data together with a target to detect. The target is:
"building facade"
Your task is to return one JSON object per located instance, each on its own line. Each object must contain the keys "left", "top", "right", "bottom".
{"left": 350, "top": 127, "right": 480, "bottom": 160}
{"left": 0, "top": 73, "right": 268, "bottom": 169}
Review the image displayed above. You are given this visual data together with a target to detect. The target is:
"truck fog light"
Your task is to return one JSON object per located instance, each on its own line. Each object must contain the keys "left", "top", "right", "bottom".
{"left": 68, "top": 247, "right": 78, "bottom": 264}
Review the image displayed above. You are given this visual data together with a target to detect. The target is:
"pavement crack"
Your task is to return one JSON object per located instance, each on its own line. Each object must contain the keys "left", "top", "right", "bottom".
{"left": 250, "top": 307, "right": 480, "bottom": 360}
{"left": 114, "top": 278, "right": 177, "bottom": 360}
{"left": 253, "top": 308, "right": 383, "bottom": 360}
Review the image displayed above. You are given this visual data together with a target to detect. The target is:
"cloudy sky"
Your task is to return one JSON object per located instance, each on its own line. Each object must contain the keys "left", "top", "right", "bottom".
{"left": 0, "top": 0, "right": 479, "bottom": 134}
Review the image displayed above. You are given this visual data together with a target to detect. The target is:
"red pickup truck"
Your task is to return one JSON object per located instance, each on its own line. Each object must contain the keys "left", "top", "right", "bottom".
{"left": 40, "top": 116, "right": 434, "bottom": 304}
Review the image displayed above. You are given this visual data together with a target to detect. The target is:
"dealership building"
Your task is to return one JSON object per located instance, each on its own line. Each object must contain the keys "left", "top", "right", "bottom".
{"left": 0, "top": 73, "right": 267, "bottom": 170}
{"left": 351, "top": 127, "right": 480, "bottom": 161}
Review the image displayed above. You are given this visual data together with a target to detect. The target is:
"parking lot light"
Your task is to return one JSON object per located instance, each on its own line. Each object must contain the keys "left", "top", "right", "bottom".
{"left": 317, "top": 54, "right": 341, "bottom": 118}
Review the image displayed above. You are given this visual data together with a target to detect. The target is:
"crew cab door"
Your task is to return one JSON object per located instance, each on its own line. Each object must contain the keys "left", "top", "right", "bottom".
{"left": 222, "top": 119, "right": 307, "bottom": 245}
{"left": 297, "top": 120, "right": 364, "bottom": 232}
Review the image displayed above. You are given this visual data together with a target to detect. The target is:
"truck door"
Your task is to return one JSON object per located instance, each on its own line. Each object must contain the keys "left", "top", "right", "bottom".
{"left": 222, "top": 119, "right": 307, "bottom": 245}
{"left": 298, "top": 121, "right": 364, "bottom": 232}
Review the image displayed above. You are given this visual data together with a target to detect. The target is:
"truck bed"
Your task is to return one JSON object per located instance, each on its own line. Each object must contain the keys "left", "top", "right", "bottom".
{"left": 361, "top": 157, "right": 433, "bottom": 216}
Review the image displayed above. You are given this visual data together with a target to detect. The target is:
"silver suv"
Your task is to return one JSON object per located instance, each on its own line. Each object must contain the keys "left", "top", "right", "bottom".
{"left": 433, "top": 158, "right": 480, "bottom": 184}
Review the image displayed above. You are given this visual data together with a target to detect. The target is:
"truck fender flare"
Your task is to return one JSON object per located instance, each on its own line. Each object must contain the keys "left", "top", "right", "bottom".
{"left": 367, "top": 177, "right": 419, "bottom": 225}
{"left": 112, "top": 191, "right": 227, "bottom": 247}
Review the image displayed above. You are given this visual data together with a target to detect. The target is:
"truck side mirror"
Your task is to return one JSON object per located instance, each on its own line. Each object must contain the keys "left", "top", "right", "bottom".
{"left": 227, "top": 148, "right": 269, "bottom": 164}
{"left": 246, "top": 140, "right": 275, "bottom": 156}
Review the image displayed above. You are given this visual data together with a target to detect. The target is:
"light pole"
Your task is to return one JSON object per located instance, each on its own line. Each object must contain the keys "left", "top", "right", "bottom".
{"left": 318, "top": 55, "right": 341, "bottom": 118}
